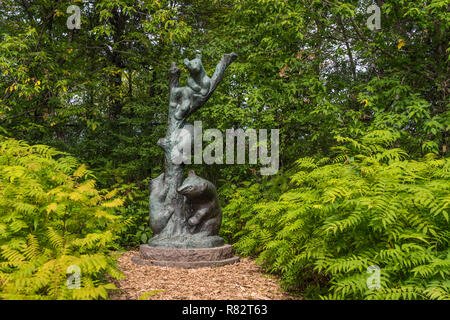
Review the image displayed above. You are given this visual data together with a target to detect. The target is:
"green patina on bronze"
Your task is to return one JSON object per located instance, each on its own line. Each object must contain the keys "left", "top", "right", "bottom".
{"left": 148, "top": 52, "right": 237, "bottom": 248}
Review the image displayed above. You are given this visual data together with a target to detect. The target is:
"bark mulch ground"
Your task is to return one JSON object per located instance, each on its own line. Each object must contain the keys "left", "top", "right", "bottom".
{"left": 110, "top": 251, "right": 300, "bottom": 300}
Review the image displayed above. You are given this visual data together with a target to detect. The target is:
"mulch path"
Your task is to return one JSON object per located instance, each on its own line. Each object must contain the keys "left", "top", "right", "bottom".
{"left": 109, "top": 251, "right": 300, "bottom": 300}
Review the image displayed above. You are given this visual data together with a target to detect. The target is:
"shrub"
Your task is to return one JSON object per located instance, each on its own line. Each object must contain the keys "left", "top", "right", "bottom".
{"left": 0, "top": 137, "right": 132, "bottom": 299}
{"left": 227, "top": 130, "right": 450, "bottom": 299}
{"left": 113, "top": 182, "right": 152, "bottom": 248}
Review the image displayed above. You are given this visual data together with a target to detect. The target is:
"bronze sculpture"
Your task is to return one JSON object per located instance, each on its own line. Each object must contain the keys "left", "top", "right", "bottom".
{"left": 147, "top": 52, "right": 237, "bottom": 249}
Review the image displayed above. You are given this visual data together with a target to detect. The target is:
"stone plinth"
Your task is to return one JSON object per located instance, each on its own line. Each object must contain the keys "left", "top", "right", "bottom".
{"left": 131, "top": 244, "right": 240, "bottom": 269}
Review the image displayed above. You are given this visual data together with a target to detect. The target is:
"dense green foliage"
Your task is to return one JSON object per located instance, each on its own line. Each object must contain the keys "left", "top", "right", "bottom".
{"left": 223, "top": 131, "right": 450, "bottom": 299}
{"left": 113, "top": 182, "right": 152, "bottom": 247}
{"left": 0, "top": 0, "right": 448, "bottom": 299}
{"left": 0, "top": 137, "right": 131, "bottom": 299}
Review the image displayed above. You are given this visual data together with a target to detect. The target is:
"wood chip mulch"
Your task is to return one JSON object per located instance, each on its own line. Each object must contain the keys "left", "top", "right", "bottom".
{"left": 109, "top": 251, "right": 301, "bottom": 300}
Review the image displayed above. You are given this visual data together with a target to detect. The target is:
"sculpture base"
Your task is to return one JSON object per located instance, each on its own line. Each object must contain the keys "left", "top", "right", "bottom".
{"left": 132, "top": 244, "right": 240, "bottom": 269}
{"left": 147, "top": 232, "right": 225, "bottom": 249}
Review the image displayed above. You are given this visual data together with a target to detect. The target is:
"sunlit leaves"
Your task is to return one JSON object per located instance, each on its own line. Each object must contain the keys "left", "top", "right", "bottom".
{"left": 0, "top": 137, "right": 127, "bottom": 299}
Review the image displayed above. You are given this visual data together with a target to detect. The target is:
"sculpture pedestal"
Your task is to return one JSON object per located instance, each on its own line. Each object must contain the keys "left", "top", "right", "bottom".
{"left": 132, "top": 244, "right": 240, "bottom": 269}
{"left": 146, "top": 232, "right": 225, "bottom": 249}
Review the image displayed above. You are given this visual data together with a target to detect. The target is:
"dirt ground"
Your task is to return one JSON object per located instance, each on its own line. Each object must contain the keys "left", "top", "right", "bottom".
{"left": 110, "top": 251, "right": 300, "bottom": 300}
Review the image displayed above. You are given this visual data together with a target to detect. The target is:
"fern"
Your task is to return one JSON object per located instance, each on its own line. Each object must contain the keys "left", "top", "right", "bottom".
{"left": 0, "top": 137, "right": 127, "bottom": 299}
{"left": 224, "top": 130, "right": 450, "bottom": 299}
